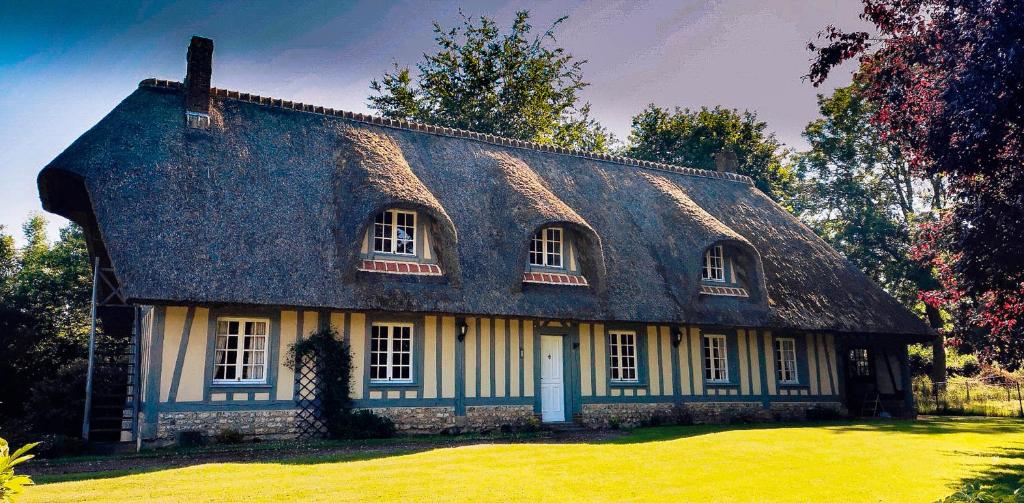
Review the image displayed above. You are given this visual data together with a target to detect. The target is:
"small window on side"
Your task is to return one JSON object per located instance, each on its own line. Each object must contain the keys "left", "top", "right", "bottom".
{"left": 608, "top": 331, "right": 639, "bottom": 383}
{"left": 373, "top": 209, "right": 417, "bottom": 257}
{"left": 775, "top": 338, "right": 799, "bottom": 384}
{"left": 703, "top": 334, "right": 729, "bottom": 383}
{"left": 529, "top": 227, "right": 563, "bottom": 269}
{"left": 702, "top": 245, "right": 725, "bottom": 282}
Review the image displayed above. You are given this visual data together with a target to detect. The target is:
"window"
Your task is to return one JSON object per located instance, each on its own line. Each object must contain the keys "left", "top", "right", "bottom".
{"left": 213, "top": 318, "right": 269, "bottom": 383}
{"left": 370, "top": 323, "right": 413, "bottom": 383}
{"left": 850, "top": 348, "right": 871, "bottom": 377}
{"left": 703, "top": 334, "right": 729, "bottom": 383}
{"left": 373, "top": 209, "right": 416, "bottom": 256}
{"left": 529, "top": 227, "right": 563, "bottom": 268}
{"left": 702, "top": 245, "right": 725, "bottom": 282}
{"left": 775, "top": 338, "right": 799, "bottom": 384}
{"left": 608, "top": 331, "right": 638, "bottom": 382}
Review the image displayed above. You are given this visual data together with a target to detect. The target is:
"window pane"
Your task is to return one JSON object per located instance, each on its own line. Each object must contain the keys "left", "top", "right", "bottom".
{"left": 530, "top": 230, "right": 544, "bottom": 266}
{"left": 395, "top": 211, "right": 415, "bottom": 255}
{"left": 374, "top": 211, "right": 393, "bottom": 253}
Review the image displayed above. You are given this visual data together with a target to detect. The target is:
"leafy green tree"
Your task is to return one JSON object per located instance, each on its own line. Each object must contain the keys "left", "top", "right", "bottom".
{"left": 808, "top": 0, "right": 1024, "bottom": 369}
{"left": 0, "top": 216, "right": 91, "bottom": 436}
{"left": 796, "top": 83, "right": 948, "bottom": 380}
{"left": 368, "top": 11, "right": 613, "bottom": 152}
{"left": 623, "top": 104, "right": 797, "bottom": 206}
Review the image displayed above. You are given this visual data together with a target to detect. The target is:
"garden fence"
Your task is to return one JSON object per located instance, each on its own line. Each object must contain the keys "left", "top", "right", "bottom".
{"left": 913, "top": 375, "right": 1024, "bottom": 417}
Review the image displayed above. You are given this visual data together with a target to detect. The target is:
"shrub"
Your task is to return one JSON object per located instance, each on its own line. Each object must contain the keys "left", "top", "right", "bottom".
{"left": 215, "top": 428, "right": 245, "bottom": 444}
{"left": 1, "top": 437, "right": 38, "bottom": 502}
{"left": 176, "top": 431, "right": 204, "bottom": 448}
{"left": 806, "top": 406, "right": 846, "bottom": 421}
{"left": 21, "top": 360, "right": 87, "bottom": 438}
{"left": 338, "top": 410, "right": 396, "bottom": 439}
{"left": 34, "top": 434, "right": 85, "bottom": 459}
{"left": 668, "top": 404, "right": 694, "bottom": 426}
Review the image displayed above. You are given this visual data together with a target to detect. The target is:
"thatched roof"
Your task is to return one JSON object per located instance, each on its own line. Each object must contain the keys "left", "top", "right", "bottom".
{"left": 38, "top": 81, "right": 931, "bottom": 338}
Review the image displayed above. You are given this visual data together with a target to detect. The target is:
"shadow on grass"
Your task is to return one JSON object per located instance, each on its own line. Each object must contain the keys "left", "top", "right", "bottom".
{"left": 937, "top": 447, "right": 1024, "bottom": 500}
{"left": 32, "top": 416, "right": 1024, "bottom": 486}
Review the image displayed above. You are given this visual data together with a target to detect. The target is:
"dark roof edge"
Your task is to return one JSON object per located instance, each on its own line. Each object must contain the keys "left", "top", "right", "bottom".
{"left": 139, "top": 78, "right": 755, "bottom": 186}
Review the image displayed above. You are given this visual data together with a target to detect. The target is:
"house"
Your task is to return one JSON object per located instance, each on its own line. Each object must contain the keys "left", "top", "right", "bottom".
{"left": 38, "top": 37, "right": 932, "bottom": 446}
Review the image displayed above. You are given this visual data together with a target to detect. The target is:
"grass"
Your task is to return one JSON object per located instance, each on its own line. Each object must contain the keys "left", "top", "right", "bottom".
{"left": 23, "top": 417, "right": 1024, "bottom": 502}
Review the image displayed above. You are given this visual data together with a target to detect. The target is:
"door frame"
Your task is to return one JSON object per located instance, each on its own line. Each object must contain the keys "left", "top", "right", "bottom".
{"left": 534, "top": 323, "right": 581, "bottom": 422}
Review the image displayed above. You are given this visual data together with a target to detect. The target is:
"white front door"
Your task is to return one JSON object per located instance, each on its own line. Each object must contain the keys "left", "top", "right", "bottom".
{"left": 540, "top": 335, "right": 565, "bottom": 422}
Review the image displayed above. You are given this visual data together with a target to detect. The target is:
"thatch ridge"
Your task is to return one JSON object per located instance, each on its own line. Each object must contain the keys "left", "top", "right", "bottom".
{"left": 138, "top": 78, "right": 755, "bottom": 186}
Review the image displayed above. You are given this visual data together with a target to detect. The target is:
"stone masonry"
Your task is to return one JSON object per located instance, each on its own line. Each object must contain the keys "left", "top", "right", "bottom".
{"left": 156, "top": 409, "right": 298, "bottom": 444}
{"left": 365, "top": 406, "right": 456, "bottom": 433}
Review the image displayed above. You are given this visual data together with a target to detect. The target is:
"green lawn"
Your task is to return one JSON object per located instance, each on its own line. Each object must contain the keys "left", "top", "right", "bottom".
{"left": 24, "top": 417, "right": 1024, "bottom": 502}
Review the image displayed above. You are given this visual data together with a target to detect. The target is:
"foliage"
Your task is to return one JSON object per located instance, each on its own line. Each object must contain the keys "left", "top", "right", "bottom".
{"left": 288, "top": 328, "right": 395, "bottom": 439}
{"left": 807, "top": 0, "right": 1024, "bottom": 369}
{"left": 623, "top": 104, "right": 797, "bottom": 207}
{"left": 368, "top": 10, "right": 613, "bottom": 152}
{"left": 335, "top": 410, "right": 396, "bottom": 440}
{"left": 795, "top": 83, "right": 943, "bottom": 307}
{"left": 909, "top": 344, "right": 980, "bottom": 378}
{"left": 214, "top": 429, "right": 245, "bottom": 445}
{"left": 0, "top": 216, "right": 91, "bottom": 436}
{"left": 0, "top": 438, "right": 38, "bottom": 503}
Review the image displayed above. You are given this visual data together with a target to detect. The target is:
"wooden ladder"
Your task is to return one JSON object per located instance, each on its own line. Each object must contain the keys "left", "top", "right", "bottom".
{"left": 861, "top": 392, "right": 884, "bottom": 417}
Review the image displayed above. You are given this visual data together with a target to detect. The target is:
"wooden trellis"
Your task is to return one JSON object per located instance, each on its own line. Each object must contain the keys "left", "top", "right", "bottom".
{"left": 294, "top": 353, "right": 328, "bottom": 439}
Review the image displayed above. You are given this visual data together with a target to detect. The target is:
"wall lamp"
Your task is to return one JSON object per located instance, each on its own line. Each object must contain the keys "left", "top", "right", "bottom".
{"left": 671, "top": 327, "right": 683, "bottom": 347}
{"left": 457, "top": 318, "right": 468, "bottom": 342}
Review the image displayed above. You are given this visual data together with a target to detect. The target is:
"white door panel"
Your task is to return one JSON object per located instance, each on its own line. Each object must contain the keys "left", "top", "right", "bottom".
{"left": 540, "top": 335, "right": 565, "bottom": 422}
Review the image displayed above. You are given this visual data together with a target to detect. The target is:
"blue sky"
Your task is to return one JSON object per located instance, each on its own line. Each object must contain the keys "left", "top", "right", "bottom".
{"left": 0, "top": 0, "right": 865, "bottom": 244}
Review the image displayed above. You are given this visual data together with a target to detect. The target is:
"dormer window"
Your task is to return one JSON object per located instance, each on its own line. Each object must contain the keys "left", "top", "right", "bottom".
{"left": 699, "top": 243, "right": 750, "bottom": 298}
{"left": 702, "top": 245, "right": 725, "bottom": 282}
{"left": 358, "top": 208, "right": 442, "bottom": 276}
{"left": 523, "top": 225, "right": 588, "bottom": 286}
{"left": 374, "top": 209, "right": 416, "bottom": 256}
{"left": 529, "top": 227, "right": 563, "bottom": 268}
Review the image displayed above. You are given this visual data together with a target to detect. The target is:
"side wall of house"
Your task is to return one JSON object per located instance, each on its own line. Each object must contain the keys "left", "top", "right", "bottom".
{"left": 142, "top": 306, "right": 847, "bottom": 444}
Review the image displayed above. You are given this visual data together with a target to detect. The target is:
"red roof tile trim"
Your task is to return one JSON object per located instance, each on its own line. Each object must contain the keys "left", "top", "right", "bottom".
{"left": 359, "top": 260, "right": 442, "bottom": 276}
{"left": 699, "top": 284, "right": 749, "bottom": 297}
{"left": 523, "top": 272, "right": 589, "bottom": 287}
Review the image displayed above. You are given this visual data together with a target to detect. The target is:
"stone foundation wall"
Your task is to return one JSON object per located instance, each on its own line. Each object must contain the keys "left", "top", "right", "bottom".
{"left": 364, "top": 406, "right": 456, "bottom": 434}
{"left": 464, "top": 405, "right": 536, "bottom": 431}
{"left": 580, "top": 402, "right": 676, "bottom": 428}
{"left": 155, "top": 409, "right": 298, "bottom": 443}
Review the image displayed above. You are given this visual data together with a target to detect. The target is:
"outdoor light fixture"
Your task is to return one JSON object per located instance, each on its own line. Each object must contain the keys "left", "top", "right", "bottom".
{"left": 671, "top": 327, "right": 683, "bottom": 347}
{"left": 457, "top": 318, "right": 468, "bottom": 342}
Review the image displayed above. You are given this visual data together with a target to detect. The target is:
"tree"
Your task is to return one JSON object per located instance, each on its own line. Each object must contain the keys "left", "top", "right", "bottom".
{"left": 796, "top": 82, "right": 949, "bottom": 380}
{"left": 808, "top": 0, "right": 1024, "bottom": 368}
{"left": 623, "top": 104, "right": 798, "bottom": 207}
{"left": 0, "top": 216, "right": 91, "bottom": 436}
{"left": 368, "top": 10, "right": 613, "bottom": 152}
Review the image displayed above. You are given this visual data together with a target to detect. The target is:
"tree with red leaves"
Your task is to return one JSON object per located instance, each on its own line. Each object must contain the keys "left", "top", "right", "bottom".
{"left": 808, "top": 0, "right": 1024, "bottom": 368}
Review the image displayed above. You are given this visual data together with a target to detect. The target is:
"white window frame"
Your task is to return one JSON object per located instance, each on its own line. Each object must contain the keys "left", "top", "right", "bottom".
{"left": 703, "top": 334, "right": 729, "bottom": 383}
{"left": 775, "top": 337, "right": 799, "bottom": 384}
{"left": 369, "top": 322, "right": 415, "bottom": 384}
{"left": 212, "top": 317, "right": 270, "bottom": 384}
{"left": 703, "top": 245, "right": 726, "bottom": 282}
{"left": 372, "top": 209, "right": 417, "bottom": 257}
{"left": 608, "top": 330, "right": 639, "bottom": 383}
{"left": 529, "top": 227, "right": 564, "bottom": 268}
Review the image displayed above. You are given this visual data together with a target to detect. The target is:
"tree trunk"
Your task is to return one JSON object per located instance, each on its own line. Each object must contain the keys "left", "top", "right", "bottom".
{"left": 926, "top": 304, "right": 946, "bottom": 387}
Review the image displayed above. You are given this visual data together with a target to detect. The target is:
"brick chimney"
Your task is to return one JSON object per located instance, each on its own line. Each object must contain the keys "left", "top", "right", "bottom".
{"left": 184, "top": 36, "right": 213, "bottom": 128}
{"left": 714, "top": 149, "right": 738, "bottom": 174}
